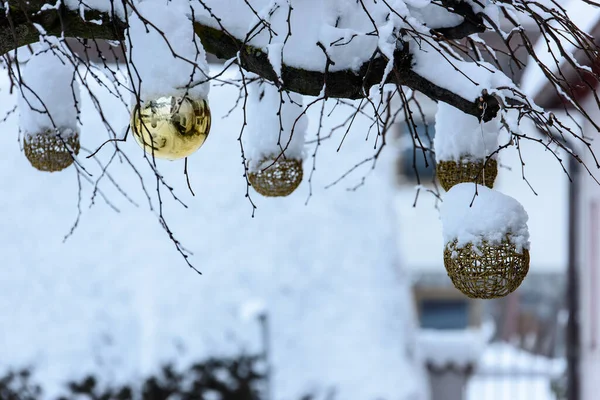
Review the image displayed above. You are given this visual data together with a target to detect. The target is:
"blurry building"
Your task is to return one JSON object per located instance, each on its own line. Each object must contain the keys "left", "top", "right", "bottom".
{"left": 394, "top": 93, "right": 568, "bottom": 359}
{"left": 519, "top": 1, "right": 600, "bottom": 399}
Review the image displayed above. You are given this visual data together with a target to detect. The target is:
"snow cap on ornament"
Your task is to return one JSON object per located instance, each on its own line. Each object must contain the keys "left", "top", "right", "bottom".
{"left": 440, "top": 184, "right": 530, "bottom": 299}
{"left": 127, "top": 0, "right": 211, "bottom": 160}
{"left": 434, "top": 102, "right": 500, "bottom": 191}
{"left": 244, "top": 80, "right": 307, "bottom": 197}
{"left": 18, "top": 40, "right": 80, "bottom": 172}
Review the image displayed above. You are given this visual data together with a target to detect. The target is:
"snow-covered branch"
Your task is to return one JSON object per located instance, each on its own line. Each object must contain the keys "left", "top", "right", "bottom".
{"left": 2, "top": 0, "right": 600, "bottom": 284}
{"left": 194, "top": 23, "right": 501, "bottom": 121}
{"left": 434, "top": 0, "right": 486, "bottom": 39}
{"left": 1, "top": 0, "right": 500, "bottom": 121}
{"left": 0, "top": 0, "right": 126, "bottom": 55}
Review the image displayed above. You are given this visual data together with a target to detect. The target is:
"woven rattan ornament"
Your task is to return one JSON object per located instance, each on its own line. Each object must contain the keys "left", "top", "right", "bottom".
{"left": 440, "top": 184, "right": 531, "bottom": 299}
{"left": 444, "top": 237, "right": 530, "bottom": 299}
{"left": 18, "top": 41, "right": 82, "bottom": 173}
{"left": 244, "top": 79, "right": 307, "bottom": 197}
{"left": 23, "top": 129, "right": 80, "bottom": 172}
{"left": 437, "top": 158, "right": 498, "bottom": 191}
{"left": 131, "top": 95, "right": 211, "bottom": 160}
{"left": 434, "top": 102, "right": 501, "bottom": 191}
{"left": 248, "top": 157, "right": 303, "bottom": 197}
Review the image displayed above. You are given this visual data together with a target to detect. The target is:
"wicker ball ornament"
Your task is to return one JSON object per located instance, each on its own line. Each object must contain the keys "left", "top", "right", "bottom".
{"left": 131, "top": 95, "right": 211, "bottom": 160}
{"left": 248, "top": 158, "right": 303, "bottom": 197}
{"left": 444, "top": 238, "right": 530, "bottom": 299}
{"left": 23, "top": 129, "right": 80, "bottom": 172}
{"left": 437, "top": 158, "right": 498, "bottom": 191}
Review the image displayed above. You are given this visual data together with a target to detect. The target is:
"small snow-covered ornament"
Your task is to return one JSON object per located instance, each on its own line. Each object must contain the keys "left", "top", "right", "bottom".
{"left": 244, "top": 80, "right": 307, "bottom": 197}
{"left": 440, "top": 184, "right": 530, "bottom": 299}
{"left": 23, "top": 130, "right": 80, "bottom": 172}
{"left": 127, "top": 1, "right": 211, "bottom": 160}
{"left": 18, "top": 40, "right": 81, "bottom": 172}
{"left": 434, "top": 103, "right": 500, "bottom": 191}
{"left": 444, "top": 238, "right": 530, "bottom": 299}
{"left": 436, "top": 158, "right": 498, "bottom": 191}
{"left": 248, "top": 158, "right": 304, "bottom": 197}
{"left": 131, "top": 96, "right": 211, "bottom": 160}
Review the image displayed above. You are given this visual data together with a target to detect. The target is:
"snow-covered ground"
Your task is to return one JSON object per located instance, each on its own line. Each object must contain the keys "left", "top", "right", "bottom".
{"left": 467, "top": 343, "right": 565, "bottom": 400}
{"left": 467, "top": 376, "right": 556, "bottom": 400}
{"left": 417, "top": 325, "right": 563, "bottom": 400}
{"left": 0, "top": 65, "right": 425, "bottom": 400}
{"left": 417, "top": 324, "right": 493, "bottom": 369}
{"left": 477, "top": 343, "right": 565, "bottom": 377}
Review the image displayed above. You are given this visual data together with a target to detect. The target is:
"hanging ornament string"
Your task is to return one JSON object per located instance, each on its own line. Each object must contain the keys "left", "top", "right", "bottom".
{"left": 479, "top": 101, "right": 488, "bottom": 187}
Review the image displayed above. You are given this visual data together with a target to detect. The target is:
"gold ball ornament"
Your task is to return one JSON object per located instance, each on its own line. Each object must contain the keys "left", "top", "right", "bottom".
{"left": 131, "top": 96, "right": 211, "bottom": 160}
{"left": 437, "top": 158, "right": 498, "bottom": 192}
{"left": 444, "top": 237, "right": 530, "bottom": 299}
{"left": 23, "top": 129, "right": 80, "bottom": 172}
{"left": 248, "top": 158, "right": 303, "bottom": 197}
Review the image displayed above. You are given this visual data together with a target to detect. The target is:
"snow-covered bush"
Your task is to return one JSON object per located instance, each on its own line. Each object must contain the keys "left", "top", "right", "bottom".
{"left": 1, "top": 355, "right": 266, "bottom": 400}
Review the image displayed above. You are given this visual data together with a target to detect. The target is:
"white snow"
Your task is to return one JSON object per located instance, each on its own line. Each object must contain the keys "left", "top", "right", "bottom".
{"left": 434, "top": 102, "right": 501, "bottom": 162}
{"left": 189, "top": 0, "right": 498, "bottom": 76}
{"left": 17, "top": 40, "right": 80, "bottom": 135}
{"left": 0, "top": 65, "right": 425, "bottom": 400}
{"left": 57, "top": 0, "right": 528, "bottom": 132}
{"left": 410, "top": 5, "right": 464, "bottom": 29}
{"left": 28, "top": 0, "right": 517, "bottom": 106}
{"left": 53, "top": 0, "right": 546, "bottom": 144}
{"left": 417, "top": 323, "right": 493, "bottom": 367}
{"left": 466, "top": 343, "right": 565, "bottom": 400}
{"left": 64, "top": 0, "right": 126, "bottom": 20}
{"left": 467, "top": 376, "right": 557, "bottom": 400}
{"left": 418, "top": 328, "right": 565, "bottom": 400}
{"left": 440, "top": 184, "right": 530, "bottom": 252}
{"left": 476, "top": 343, "right": 565, "bottom": 376}
{"left": 411, "top": 40, "right": 516, "bottom": 105}
{"left": 192, "top": 0, "right": 388, "bottom": 73}
{"left": 2, "top": 0, "right": 580, "bottom": 396}
{"left": 243, "top": 79, "right": 307, "bottom": 170}
{"left": 126, "top": 0, "right": 210, "bottom": 103}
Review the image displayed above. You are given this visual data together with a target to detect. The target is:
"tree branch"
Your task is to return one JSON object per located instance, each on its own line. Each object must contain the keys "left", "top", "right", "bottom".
{"left": 1, "top": 0, "right": 126, "bottom": 56}
{"left": 195, "top": 23, "right": 499, "bottom": 121}
{"left": 1, "top": 0, "right": 499, "bottom": 121}
{"left": 434, "top": 0, "right": 486, "bottom": 40}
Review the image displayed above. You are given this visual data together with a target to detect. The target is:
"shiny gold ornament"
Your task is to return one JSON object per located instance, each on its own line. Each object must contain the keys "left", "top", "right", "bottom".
{"left": 444, "top": 237, "right": 530, "bottom": 299}
{"left": 23, "top": 129, "right": 80, "bottom": 172}
{"left": 248, "top": 158, "right": 303, "bottom": 197}
{"left": 437, "top": 158, "right": 498, "bottom": 192}
{"left": 131, "top": 96, "right": 211, "bottom": 160}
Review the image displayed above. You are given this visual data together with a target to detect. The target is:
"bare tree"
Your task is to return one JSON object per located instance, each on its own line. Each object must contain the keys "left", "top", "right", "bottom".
{"left": 1, "top": 0, "right": 599, "bottom": 270}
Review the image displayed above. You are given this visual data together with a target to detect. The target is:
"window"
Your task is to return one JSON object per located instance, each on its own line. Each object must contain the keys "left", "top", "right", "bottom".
{"left": 419, "top": 299, "right": 470, "bottom": 330}
{"left": 398, "top": 122, "right": 436, "bottom": 181}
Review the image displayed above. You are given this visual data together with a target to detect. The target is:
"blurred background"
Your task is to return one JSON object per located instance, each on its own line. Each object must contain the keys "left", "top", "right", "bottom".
{"left": 2, "top": 1, "right": 600, "bottom": 400}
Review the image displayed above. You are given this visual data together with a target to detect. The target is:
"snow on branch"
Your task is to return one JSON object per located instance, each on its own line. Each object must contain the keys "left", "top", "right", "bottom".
{"left": 1, "top": 0, "right": 501, "bottom": 121}
{"left": 3, "top": 0, "right": 600, "bottom": 271}
{"left": 0, "top": 0, "right": 126, "bottom": 55}
{"left": 194, "top": 22, "right": 502, "bottom": 121}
